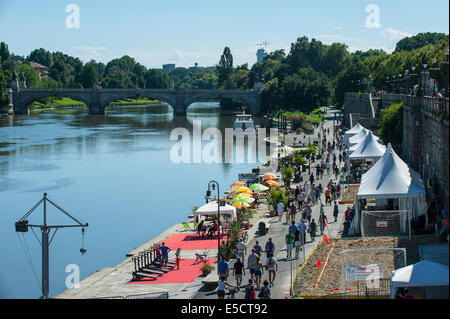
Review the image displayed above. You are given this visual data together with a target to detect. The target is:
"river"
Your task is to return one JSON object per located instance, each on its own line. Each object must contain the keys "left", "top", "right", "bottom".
{"left": 0, "top": 102, "right": 269, "bottom": 298}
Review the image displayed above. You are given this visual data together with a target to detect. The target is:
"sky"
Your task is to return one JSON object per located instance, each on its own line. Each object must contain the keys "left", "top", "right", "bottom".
{"left": 0, "top": 0, "right": 448, "bottom": 68}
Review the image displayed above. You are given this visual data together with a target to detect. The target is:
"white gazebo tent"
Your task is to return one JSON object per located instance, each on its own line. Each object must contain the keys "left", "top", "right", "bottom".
{"left": 390, "top": 260, "right": 449, "bottom": 299}
{"left": 194, "top": 201, "right": 237, "bottom": 224}
{"left": 347, "top": 128, "right": 370, "bottom": 147}
{"left": 349, "top": 132, "right": 386, "bottom": 161}
{"left": 344, "top": 123, "right": 365, "bottom": 146}
{"left": 348, "top": 133, "right": 381, "bottom": 154}
{"left": 351, "top": 143, "right": 426, "bottom": 234}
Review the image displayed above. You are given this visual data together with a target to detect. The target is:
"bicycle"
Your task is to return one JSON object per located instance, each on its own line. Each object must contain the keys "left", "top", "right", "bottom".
{"left": 239, "top": 230, "right": 248, "bottom": 244}
{"left": 227, "top": 287, "right": 240, "bottom": 299}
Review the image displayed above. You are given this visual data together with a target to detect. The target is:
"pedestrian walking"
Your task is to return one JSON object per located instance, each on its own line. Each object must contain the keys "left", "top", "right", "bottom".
{"left": 217, "top": 275, "right": 237, "bottom": 299}
{"left": 244, "top": 279, "right": 256, "bottom": 299}
{"left": 277, "top": 201, "right": 284, "bottom": 222}
{"left": 232, "top": 257, "right": 245, "bottom": 287}
{"left": 309, "top": 219, "right": 317, "bottom": 242}
{"left": 265, "top": 256, "right": 278, "bottom": 287}
{"left": 236, "top": 239, "right": 247, "bottom": 265}
{"left": 218, "top": 257, "right": 229, "bottom": 280}
{"left": 253, "top": 241, "right": 262, "bottom": 257}
{"left": 294, "top": 229, "right": 301, "bottom": 259}
{"left": 333, "top": 201, "right": 339, "bottom": 222}
{"left": 249, "top": 256, "right": 264, "bottom": 290}
{"left": 247, "top": 249, "right": 258, "bottom": 282}
{"left": 258, "top": 280, "right": 271, "bottom": 299}
{"left": 159, "top": 242, "right": 171, "bottom": 268}
{"left": 265, "top": 238, "right": 275, "bottom": 258}
{"left": 285, "top": 229, "right": 294, "bottom": 260}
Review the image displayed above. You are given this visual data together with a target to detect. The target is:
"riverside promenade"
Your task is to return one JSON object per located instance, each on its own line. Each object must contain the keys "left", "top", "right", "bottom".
{"left": 193, "top": 106, "right": 350, "bottom": 299}
{"left": 55, "top": 106, "right": 348, "bottom": 299}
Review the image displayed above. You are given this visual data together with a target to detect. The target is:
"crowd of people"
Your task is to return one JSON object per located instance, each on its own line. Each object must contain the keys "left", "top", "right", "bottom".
{"left": 215, "top": 113, "right": 351, "bottom": 299}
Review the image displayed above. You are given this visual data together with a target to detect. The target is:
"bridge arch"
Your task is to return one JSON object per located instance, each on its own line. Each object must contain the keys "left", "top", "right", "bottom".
{"left": 100, "top": 90, "right": 177, "bottom": 113}
{"left": 13, "top": 89, "right": 92, "bottom": 114}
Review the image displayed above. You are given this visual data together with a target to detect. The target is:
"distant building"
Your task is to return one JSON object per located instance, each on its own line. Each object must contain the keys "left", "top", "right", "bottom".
{"left": 256, "top": 48, "right": 267, "bottom": 63}
{"left": 163, "top": 64, "right": 176, "bottom": 72}
{"left": 29, "top": 61, "right": 49, "bottom": 78}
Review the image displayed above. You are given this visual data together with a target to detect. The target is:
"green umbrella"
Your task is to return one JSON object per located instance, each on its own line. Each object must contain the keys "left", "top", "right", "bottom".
{"left": 250, "top": 183, "right": 269, "bottom": 191}
{"left": 231, "top": 196, "right": 255, "bottom": 204}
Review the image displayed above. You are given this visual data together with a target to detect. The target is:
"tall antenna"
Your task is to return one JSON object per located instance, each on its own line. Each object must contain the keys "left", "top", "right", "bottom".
{"left": 15, "top": 193, "right": 88, "bottom": 299}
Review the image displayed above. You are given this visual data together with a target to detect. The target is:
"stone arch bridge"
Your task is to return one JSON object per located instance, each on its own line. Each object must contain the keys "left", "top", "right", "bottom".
{"left": 11, "top": 88, "right": 261, "bottom": 115}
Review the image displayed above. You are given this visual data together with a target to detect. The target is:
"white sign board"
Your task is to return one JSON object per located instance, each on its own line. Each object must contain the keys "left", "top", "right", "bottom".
{"left": 376, "top": 219, "right": 388, "bottom": 227}
{"left": 345, "top": 264, "right": 383, "bottom": 281}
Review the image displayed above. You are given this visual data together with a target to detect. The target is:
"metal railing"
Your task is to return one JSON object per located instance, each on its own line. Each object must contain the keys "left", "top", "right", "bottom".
{"left": 95, "top": 291, "right": 169, "bottom": 299}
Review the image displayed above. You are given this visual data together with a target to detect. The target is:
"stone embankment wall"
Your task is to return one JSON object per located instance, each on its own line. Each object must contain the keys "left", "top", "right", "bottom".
{"left": 343, "top": 92, "right": 378, "bottom": 131}
{"left": 383, "top": 93, "right": 449, "bottom": 211}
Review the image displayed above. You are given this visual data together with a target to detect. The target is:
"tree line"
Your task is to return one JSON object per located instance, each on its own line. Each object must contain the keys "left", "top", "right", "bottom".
{"left": 1, "top": 32, "right": 448, "bottom": 112}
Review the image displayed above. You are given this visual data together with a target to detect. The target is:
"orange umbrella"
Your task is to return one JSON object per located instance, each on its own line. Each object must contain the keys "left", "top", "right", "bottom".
{"left": 232, "top": 181, "right": 246, "bottom": 186}
{"left": 263, "top": 173, "right": 278, "bottom": 180}
{"left": 266, "top": 180, "right": 281, "bottom": 187}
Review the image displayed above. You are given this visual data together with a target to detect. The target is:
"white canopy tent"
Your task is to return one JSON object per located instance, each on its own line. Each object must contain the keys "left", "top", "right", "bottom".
{"left": 349, "top": 132, "right": 386, "bottom": 160}
{"left": 347, "top": 128, "right": 370, "bottom": 147}
{"left": 194, "top": 201, "right": 237, "bottom": 222}
{"left": 344, "top": 123, "right": 365, "bottom": 146}
{"left": 390, "top": 260, "right": 449, "bottom": 299}
{"left": 350, "top": 144, "right": 426, "bottom": 234}
{"left": 348, "top": 133, "right": 381, "bottom": 154}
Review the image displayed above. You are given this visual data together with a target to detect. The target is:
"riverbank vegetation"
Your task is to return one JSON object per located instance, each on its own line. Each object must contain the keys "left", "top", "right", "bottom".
{"left": 1, "top": 32, "right": 448, "bottom": 112}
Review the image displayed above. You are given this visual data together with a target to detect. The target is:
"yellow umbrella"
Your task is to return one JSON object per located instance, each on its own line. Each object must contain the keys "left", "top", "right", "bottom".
{"left": 236, "top": 192, "right": 252, "bottom": 197}
{"left": 266, "top": 180, "right": 281, "bottom": 187}
{"left": 234, "top": 186, "right": 251, "bottom": 193}
{"left": 232, "top": 181, "right": 246, "bottom": 186}
{"left": 232, "top": 202, "right": 250, "bottom": 208}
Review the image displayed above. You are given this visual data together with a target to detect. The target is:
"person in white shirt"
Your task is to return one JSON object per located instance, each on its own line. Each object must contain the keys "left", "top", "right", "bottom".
{"left": 265, "top": 256, "right": 278, "bottom": 287}
{"left": 236, "top": 239, "right": 247, "bottom": 266}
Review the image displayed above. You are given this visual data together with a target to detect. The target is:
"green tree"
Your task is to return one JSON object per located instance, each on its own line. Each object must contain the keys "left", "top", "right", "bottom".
{"left": 80, "top": 64, "right": 97, "bottom": 88}
{"left": 217, "top": 47, "right": 233, "bottom": 89}
{"left": 395, "top": 32, "right": 448, "bottom": 52}
{"left": 260, "top": 78, "right": 281, "bottom": 114}
{"left": 378, "top": 101, "right": 403, "bottom": 152}
{"left": 144, "top": 69, "right": 169, "bottom": 89}
{"left": 0, "top": 42, "right": 10, "bottom": 63}
{"left": 28, "top": 48, "right": 52, "bottom": 67}
{"left": 16, "top": 62, "right": 40, "bottom": 88}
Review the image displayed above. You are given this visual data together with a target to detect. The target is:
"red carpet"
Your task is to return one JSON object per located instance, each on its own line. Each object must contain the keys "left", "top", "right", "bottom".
{"left": 127, "top": 258, "right": 217, "bottom": 284}
{"left": 160, "top": 233, "right": 227, "bottom": 251}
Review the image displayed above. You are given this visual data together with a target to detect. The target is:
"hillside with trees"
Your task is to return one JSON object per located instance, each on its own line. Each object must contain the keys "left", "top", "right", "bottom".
{"left": 1, "top": 32, "right": 448, "bottom": 112}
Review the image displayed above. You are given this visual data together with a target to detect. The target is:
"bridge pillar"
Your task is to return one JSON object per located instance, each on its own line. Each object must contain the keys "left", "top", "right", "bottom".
{"left": 88, "top": 89, "right": 106, "bottom": 114}
{"left": 173, "top": 90, "right": 188, "bottom": 116}
{"left": 0, "top": 88, "right": 14, "bottom": 115}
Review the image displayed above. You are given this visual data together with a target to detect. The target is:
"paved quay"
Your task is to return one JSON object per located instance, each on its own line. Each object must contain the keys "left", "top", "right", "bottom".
{"left": 55, "top": 106, "right": 347, "bottom": 299}
{"left": 193, "top": 107, "right": 351, "bottom": 299}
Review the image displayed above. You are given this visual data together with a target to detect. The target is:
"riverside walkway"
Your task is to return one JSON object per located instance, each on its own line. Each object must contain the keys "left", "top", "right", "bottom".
{"left": 192, "top": 106, "right": 350, "bottom": 299}
{"left": 55, "top": 106, "right": 348, "bottom": 299}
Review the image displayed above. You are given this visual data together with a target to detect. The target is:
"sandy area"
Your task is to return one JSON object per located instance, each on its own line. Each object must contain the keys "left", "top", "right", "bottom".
{"left": 293, "top": 236, "right": 438, "bottom": 297}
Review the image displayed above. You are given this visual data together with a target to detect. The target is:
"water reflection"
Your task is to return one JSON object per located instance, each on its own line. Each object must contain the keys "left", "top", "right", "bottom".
{"left": 0, "top": 102, "right": 268, "bottom": 298}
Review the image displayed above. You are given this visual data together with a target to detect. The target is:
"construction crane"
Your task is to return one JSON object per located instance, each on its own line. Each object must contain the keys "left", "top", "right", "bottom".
{"left": 15, "top": 192, "right": 88, "bottom": 299}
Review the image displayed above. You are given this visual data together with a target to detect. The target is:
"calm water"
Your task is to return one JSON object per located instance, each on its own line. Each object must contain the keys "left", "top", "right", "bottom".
{"left": 0, "top": 102, "right": 268, "bottom": 298}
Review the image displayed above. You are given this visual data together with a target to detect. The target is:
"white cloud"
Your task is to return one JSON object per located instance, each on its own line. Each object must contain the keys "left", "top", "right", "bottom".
{"left": 70, "top": 46, "right": 108, "bottom": 63}
{"left": 382, "top": 28, "right": 412, "bottom": 42}
{"left": 312, "top": 34, "right": 364, "bottom": 44}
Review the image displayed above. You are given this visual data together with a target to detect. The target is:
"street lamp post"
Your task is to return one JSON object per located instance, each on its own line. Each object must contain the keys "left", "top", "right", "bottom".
{"left": 206, "top": 181, "right": 223, "bottom": 267}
